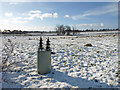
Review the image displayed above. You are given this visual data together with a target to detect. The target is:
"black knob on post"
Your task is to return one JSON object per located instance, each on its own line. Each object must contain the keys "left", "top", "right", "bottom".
{"left": 39, "top": 37, "right": 43, "bottom": 50}
{"left": 46, "top": 37, "right": 50, "bottom": 51}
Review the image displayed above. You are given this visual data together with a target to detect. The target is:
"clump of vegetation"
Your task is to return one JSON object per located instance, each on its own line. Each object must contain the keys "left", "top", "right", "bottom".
{"left": 98, "top": 35, "right": 102, "bottom": 37}
{"left": 66, "top": 44, "right": 69, "bottom": 46}
{"left": 84, "top": 43, "right": 92, "bottom": 47}
{"left": 75, "top": 36, "right": 79, "bottom": 38}
{"left": 116, "top": 66, "right": 120, "bottom": 77}
{"left": 2, "top": 39, "right": 15, "bottom": 71}
{"left": 114, "top": 49, "right": 117, "bottom": 51}
{"left": 50, "top": 78, "right": 53, "bottom": 81}
{"left": 72, "top": 54, "right": 75, "bottom": 56}
{"left": 59, "top": 60, "right": 62, "bottom": 62}
{"left": 64, "top": 61, "right": 67, "bottom": 66}
{"left": 1, "top": 39, "right": 17, "bottom": 81}
{"left": 106, "top": 45, "right": 109, "bottom": 47}
{"left": 71, "top": 38, "right": 74, "bottom": 40}
{"left": 1, "top": 39, "right": 28, "bottom": 82}
{"left": 52, "top": 72, "right": 54, "bottom": 74}
{"left": 89, "top": 65, "right": 91, "bottom": 67}
{"left": 30, "top": 38, "right": 33, "bottom": 40}
{"left": 28, "top": 52, "right": 31, "bottom": 54}
{"left": 113, "top": 34, "right": 116, "bottom": 37}
{"left": 91, "top": 63, "right": 96, "bottom": 66}
{"left": 96, "top": 51, "right": 99, "bottom": 53}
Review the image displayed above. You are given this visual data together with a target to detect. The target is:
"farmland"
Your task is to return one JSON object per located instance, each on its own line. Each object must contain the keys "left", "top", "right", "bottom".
{"left": 1, "top": 33, "right": 119, "bottom": 88}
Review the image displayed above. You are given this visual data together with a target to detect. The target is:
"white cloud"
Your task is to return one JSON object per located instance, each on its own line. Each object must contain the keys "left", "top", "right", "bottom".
{"left": 12, "top": 20, "right": 28, "bottom": 24}
{"left": 9, "top": 2, "right": 17, "bottom": 5}
{"left": 39, "top": 12, "right": 58, "bottom": 20}
{"left": 64, "top": 14, "right": 70, "bottom": 18}
{"left": 100, "top": 23, "right": 104, "bottom": 27}
{"left": 72, "top": 3, "right": 118, "bottom": 20}
{"left": 24, "top": 16, "right": 34, "bottom": 20}
{"left": 40, "top": 13, "right": 52, "bottom": 20}
{"left": 70, "top": 23, "right": 105, "bottom": 30}
{"left": 29, "top": 10, "right": 42, "bottom": 14}
{"left": 26, "top": 11, "right": 58, "bottom": 20}
{"left": 1, "top": 11, "right": 58, "bottom": 30}
{"left": 12, "top": 17, "right": 22, "bottom": 20}
{"left": 53, "top": 13, "right": 58, "bottom": 18}
{"left": 5, "top": 12, "right": 13, "bottom": 17}
{"left": 30, "top": 13, "right": 40, "bottom": 18}
{"left": 70, "top": 23, "right": 103, "bottom": 27}
{"left": 28, "top": 10, "right": 42, "bottom": 18}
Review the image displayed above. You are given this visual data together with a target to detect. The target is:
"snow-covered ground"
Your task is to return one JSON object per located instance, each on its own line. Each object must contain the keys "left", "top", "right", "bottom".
{"left": 1, "top": 34, "right": 119, "bottom": 88}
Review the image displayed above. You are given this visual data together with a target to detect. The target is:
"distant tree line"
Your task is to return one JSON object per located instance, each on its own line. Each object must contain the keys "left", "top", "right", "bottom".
{"left": 83, "top": 28, "right": 119, "bottom": 32}
{"left": 0, "top": 29, "right": 57, "bottom": 34}
{"left": 0, "top": 25, "right": 118, "bottom": 35}
{"left": 1, "top": 30, "right": 27, "bottom": 34}
{"left": 55, "top": 24, "right": 118, "bottom": 35}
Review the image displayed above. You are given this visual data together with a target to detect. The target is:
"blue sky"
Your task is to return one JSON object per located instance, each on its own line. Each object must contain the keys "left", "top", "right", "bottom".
{"left": 0, "top": 2, "right": 118, "bottom": 31}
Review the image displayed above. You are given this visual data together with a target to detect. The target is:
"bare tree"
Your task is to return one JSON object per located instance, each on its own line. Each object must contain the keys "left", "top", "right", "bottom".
{"left": 72, "top": 26, "right": 77, "bottom": 35}
{"left": 55, "top": 24, "right": 78, "bottom": 36}
{"left": 55, "top": 24, "right": 66, "bottom": 35}
{"left": 65, "top": 25, "right": 71, "bottom": 35}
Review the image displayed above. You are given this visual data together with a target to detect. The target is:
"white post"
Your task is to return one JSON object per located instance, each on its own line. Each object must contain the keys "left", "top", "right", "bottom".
{"left": 37, "top": 50, "right": 51, "bottom": 74}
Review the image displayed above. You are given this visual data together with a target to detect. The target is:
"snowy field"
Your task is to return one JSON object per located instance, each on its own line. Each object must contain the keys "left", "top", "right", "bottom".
{"left": 1, "top": 33, "right": 119, "bottom": 88}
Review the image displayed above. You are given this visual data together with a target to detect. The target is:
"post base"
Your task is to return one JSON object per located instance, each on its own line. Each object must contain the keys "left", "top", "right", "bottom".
{"left": 37, "top": 71, "right": 51, "bottom": 75}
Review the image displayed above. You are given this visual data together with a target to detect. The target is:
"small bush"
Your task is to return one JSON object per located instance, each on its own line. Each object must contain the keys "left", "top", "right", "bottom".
{"left": 84, "top": 43, "right": 92, "bottom": 47}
